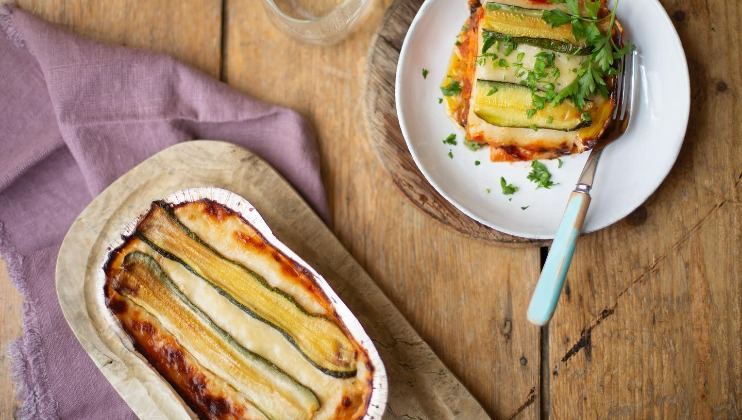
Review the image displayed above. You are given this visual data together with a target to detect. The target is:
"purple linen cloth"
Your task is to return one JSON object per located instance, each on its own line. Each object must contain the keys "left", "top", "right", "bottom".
{"left": 0, "top": 4, "right": 329, "bottom": 418}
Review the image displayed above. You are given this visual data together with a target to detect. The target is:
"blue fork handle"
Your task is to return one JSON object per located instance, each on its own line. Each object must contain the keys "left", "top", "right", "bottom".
{"left": 527, "top": 191, "right": 592, "bottom": 326}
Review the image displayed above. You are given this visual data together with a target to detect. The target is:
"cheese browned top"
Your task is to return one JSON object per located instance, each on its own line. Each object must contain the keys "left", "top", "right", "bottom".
{"left": 104, "top": 199, "right": 374, "bottom": 419}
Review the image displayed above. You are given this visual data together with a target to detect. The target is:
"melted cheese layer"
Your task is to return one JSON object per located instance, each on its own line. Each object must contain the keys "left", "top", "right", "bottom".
{"left": 475, "top": 42, "right": 589, "bottom": 92}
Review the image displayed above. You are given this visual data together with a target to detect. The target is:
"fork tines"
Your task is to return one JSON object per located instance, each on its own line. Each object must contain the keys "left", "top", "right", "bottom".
{"left": 612, "top": 49, "right": 636, "bottom": 122}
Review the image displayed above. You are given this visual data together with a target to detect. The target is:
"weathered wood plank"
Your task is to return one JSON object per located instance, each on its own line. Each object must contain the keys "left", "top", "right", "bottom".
{"left": 222, "top": 1, "right": 542, "bottom": 417}
{"left": 0, "top": 1, "right": 222, "bottom": 416}
{"left": 12, "top": 0, "right": 222, "bottom": 78}
{"left": 0, "top": 260, "right": 22, "bottom": 417}
{"left": 548, "top": 0, "right": 742, "bottom": 417}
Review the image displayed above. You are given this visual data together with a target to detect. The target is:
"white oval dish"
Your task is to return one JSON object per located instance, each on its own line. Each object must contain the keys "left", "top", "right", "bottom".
{"left": 395, "top": 0, "right": 690, "bottom": 239}
{"left": 99, "top": 187, "right": 387, "bottom": 419}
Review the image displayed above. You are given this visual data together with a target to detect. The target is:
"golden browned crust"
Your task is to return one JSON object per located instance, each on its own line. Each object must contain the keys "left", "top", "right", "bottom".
{"left": 104, "top": 199, "right": 374, "bottom": 420}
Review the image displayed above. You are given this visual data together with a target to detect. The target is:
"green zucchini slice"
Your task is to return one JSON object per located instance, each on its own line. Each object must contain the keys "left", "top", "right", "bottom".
{"left": 136, "top": 202, "right": 358, "bottom": 378}
{"left": 483, "top": 2, "right": 585, "bottom": 46}
{"left": 473, "top": 80, "right": 589, "bottom": 130}
{"left": 112, "top": 251, "right": 320, "bottom": 420}
{"left": 481, "top": 30, "right": 591, "bottom": 56}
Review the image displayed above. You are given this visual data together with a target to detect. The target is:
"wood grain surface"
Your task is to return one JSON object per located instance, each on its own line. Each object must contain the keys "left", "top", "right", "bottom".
{"left": 1, "top": 0, "right": 740, "bottom": 419}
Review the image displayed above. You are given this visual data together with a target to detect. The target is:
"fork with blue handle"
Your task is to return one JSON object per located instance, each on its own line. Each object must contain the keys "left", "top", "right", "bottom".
{"left": 527, "top": 49, "right": 636, "bottom": 326}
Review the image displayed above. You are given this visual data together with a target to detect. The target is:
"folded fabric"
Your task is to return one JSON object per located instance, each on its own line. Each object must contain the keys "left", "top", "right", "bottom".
{"left": 0, "top": 4, "right": 328, "bottom": 418}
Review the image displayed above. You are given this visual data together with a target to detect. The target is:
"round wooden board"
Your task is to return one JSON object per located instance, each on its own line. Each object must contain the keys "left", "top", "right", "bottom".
{"left": 364, "top": 0, "right": 547, "bottom": 247}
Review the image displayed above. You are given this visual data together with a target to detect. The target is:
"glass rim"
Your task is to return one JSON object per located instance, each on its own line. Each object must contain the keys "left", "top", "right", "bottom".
{"left": 262, "top": 0, "right": 369, "bottom": 25}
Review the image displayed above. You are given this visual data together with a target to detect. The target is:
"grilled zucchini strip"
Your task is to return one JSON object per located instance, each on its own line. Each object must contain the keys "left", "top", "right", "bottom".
{"left": 481, "top": 30, "right": 591, "bottom": 56}
{"left": 111, "top": 251, "right": 320, "bottom": 420}
{"left": 106, "top": 289, "right": 270, "bottom": 420}
{"left": 136, "top": 202, "right": 358, "bottom": 378}
{"left": 482, "top": 3, "right": 585, "bottom": 45}
{"left": 474, "top": 80, "right": 590, "bottom": 130}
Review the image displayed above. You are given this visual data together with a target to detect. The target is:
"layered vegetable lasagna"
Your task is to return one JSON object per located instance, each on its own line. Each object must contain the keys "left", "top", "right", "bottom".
{"left": 443, "top": 0, "right": 623, "bottom": 162}
{"left": 104, "top": 199, "right": 374, "bottom": 419}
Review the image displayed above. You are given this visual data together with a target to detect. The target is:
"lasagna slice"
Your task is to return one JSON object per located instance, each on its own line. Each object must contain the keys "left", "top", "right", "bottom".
{"left": 443, "top": 0, "right": 620, "bottom": 162}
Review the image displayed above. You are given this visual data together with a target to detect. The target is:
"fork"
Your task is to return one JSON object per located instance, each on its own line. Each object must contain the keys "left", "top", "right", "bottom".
{"left": 527, "top": 49, "right": 636, "bottom": 326}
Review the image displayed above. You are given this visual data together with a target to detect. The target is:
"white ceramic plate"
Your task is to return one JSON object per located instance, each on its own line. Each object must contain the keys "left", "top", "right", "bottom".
{"left": 396, "top": 0, "right": 689, "bottom": 239}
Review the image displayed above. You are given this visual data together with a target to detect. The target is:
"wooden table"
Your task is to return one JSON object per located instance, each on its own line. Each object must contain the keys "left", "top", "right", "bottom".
{"left": 1, "top": 1, "right": 739, "bottom": 418}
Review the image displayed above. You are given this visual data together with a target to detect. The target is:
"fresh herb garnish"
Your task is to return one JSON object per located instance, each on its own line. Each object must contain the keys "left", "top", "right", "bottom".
{"left": 487, "top": 86, "right": 498, "bottom": 96}
{"left": 441, "top": 79, "right": 462, "bottom": 96}
{"left": 464, "top": 139, "right": 483, "bottom": 151}
{"left": 443, "top": 133, "right": 458, "bottom": 145}
{"left": 422, "top": 68, "right": 429, "bottom": 79}
{"left": 448, "top": 150, "right": 454, "bottom": 159}
{"left": 475, "top": 160, "right": 481, "bottom": 166}
{"left": 542, "top": 0, "right": 633, "bottom": 110}
{"left": 486, "top": 188, "right": 491, "bottom": 193}
{"left": 557, "top": 158, "right": 564, "bottom": 168}
{"left": 521, "top": 206, "right": 530, "bottom": 210}
{"left": 438, "top": 98, "right": 443, "bottom": 104}
{"left": 482, "top": 31, "right": 497, "bottom": 53}
{"left": 527, "top": 161, "right": 557, "bottom": 189}
{"left": 500, "top": 177, "right": 519, "bottom": 195}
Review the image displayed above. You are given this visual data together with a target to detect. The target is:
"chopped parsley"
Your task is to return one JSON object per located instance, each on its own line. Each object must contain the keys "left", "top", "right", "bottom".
{"left": 464, "top": 139, "right": 483, "bottom": 151}
{"left": 487, "top": 86, "right": 498, "bottom": 96}
{"left": 527, "top": 161, "right": 557, "bottom": 189}
{"left": 475, "top": 160, "right": 481, "bottom": 166}
{"left": 486, "top": 188, "right": 491, "bottom": 193}
{"left": 448, "top": 150, "right": 454, "bottom": 159}
{"left": 443, "top": 133, "right": 457, "bottom": 145}
{"left": 521, "top": 206, "right": 530, "bottom": 210}
{"left": 557, "top": 158, "right": 564, "bottom": 168}
{"left": 500, "top": 177, "right": 519, "bottom": 195}
{"left": 482, "top": 31, "right": 498, "bottom": 54}
{"left": 455, "top": 40, "right": 462, "bottom": 46}
{"left": 422, "top": 68, "right": 429, "bottom": 79}
{"left": 438, "top": 97, "right": 443, "bottom": 104}
{"left": 441, "top": 79, "right": 462, "bottom": 97}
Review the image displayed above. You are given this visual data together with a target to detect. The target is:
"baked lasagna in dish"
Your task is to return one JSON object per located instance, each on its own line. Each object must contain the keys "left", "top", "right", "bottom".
{"left": 443, "top": 0, "right": 623, "bottom": 162}
{"left": 104, "top": 198, "right": 376, "bottom": 419}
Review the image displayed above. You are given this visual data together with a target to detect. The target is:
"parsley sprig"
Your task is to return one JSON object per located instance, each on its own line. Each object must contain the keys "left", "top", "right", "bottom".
{"left": 543, "top": 0, "right": 633, "bottom": 109}
{"left": 500, "top": 177, "right": 519, "bottom": 195}
{"left": 441, "top": 78, "right": 462, "bottom": 96}
{"left": 527, "top": 161, "right": 557, "bottom": 189}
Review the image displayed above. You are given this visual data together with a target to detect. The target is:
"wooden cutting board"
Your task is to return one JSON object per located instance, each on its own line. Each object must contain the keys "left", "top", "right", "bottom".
{"left": 55, "top": 141, "right": 488, "bottom": 419}
{"left": 364, "top": 0, "right": 545, "bottom": 247}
